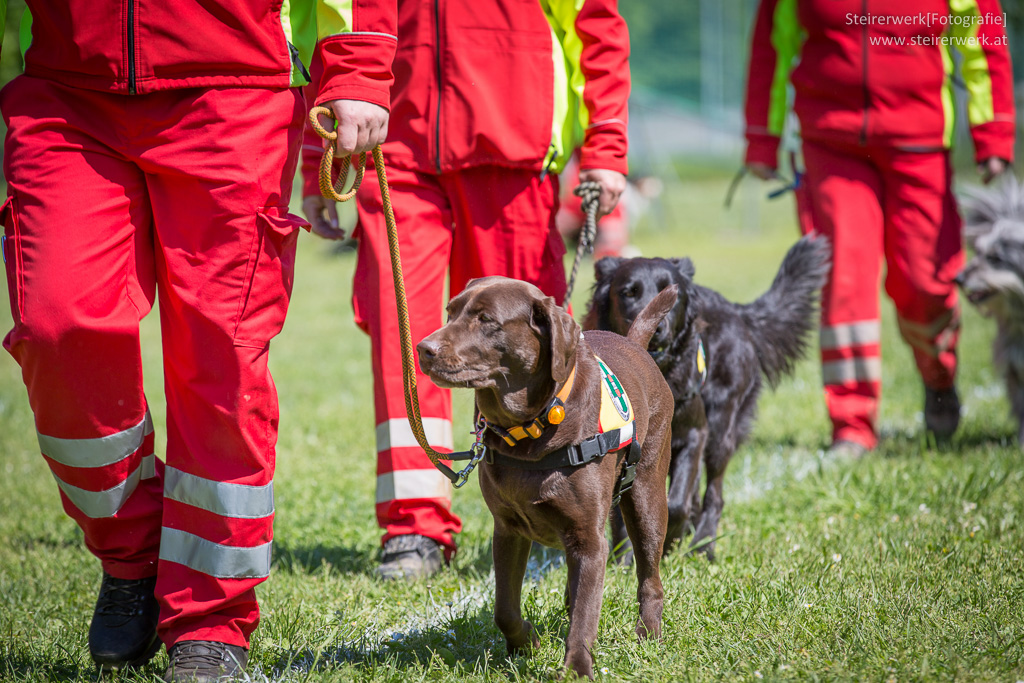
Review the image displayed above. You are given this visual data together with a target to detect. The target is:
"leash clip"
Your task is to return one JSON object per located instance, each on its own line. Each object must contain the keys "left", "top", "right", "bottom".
{"left": 453, "top": 419, "right": 488, "bottom": 488}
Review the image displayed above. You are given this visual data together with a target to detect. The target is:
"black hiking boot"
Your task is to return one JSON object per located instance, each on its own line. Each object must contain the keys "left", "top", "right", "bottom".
{"left": 88, "top": 572, "right": 160, "bottom": 671}
{"left": 375, "top": 534, "right": 444, "bottom": 581}
{"left": 925, "top": 386, "right": 961, "bottom": 441}
{"left": 164, "top": 640, "right": 248, "bottom": 682}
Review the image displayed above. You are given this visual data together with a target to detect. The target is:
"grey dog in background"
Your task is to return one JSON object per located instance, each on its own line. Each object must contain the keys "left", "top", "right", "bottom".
{"left": 956, "top": 174, "right": 1024, "bottom": 443}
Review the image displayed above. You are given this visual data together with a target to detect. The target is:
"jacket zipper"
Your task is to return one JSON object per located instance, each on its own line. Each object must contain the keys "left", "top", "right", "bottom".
{"left": 127, "top": 0, "right": 137, "bottom": 94}
{"left": 433, "top": 0, "right": 443, "bottom": 173}
{"left": 859, "top": 0, "right": 869, "bottom": 145}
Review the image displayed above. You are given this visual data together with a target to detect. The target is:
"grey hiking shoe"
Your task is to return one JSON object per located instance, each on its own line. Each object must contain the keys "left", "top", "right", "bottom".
{"left": 925, "top": 386, "right": 960, "bottom": 440}
{"left": 164, "top": 640, "right": 248, "bottom": 682}
{"left": 376, "top": 534, "right": 444, "bottom": 581}
{"left": 88, "top": 573, "right": 160, "bottom": 671}
{"left": 827, "top": 439, "right": 868, "bottom": 460}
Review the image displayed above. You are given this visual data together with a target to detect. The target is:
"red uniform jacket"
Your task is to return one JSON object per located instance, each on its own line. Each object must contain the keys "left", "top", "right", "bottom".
{"left": 304, "top": 0, "right": 630, "bottom": 195}
{"left": 18, "top": 0, "right": 396, "bottom": 111}
{"left": 745, "top": 0, "right": 1016, "bottom": 166}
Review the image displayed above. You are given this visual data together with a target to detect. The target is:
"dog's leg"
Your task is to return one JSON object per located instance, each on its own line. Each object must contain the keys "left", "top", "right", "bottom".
{"left": 492, "top": 525, "right": 538, "bottom": 655}
{"left": 619, "top": 473, "right": 667, "bottom": 640}
{"left": 665, "top": 420, "right": 707, "bottom": 554}
{"left": 563, "top": 527, "right": 608, "bottom": 680}
{"left": 609, "top": 505, "right": 633, "bottom": 565}
{"left": 1007, "top": 367, "right": 1024, "bottom": 445}
{"left": 691, "top": 470, "right": 724, "bottom": 561}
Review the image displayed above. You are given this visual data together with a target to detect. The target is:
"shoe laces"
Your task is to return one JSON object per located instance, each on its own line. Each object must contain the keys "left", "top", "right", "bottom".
{"left": 170, "top": 642, "right": 239, "bottom": 673}
{"left": 95, "top": 576, "right": 154, "bottom": 620}
{"left": 382, "top": 534, "right": 434, "bottom": 559}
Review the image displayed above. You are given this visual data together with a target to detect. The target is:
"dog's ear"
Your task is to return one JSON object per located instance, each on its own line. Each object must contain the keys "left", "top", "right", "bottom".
{"left": 585, "top": 257, "right": 623, "bottom": 331}
{"left": 669, "top": 257, "right": 696, "bottom": 281}
{"left": 594, "top": 256, "right": 625, "bottom": 283}
{"left": 534, "top": 295, "right": 580, "bottom": 383}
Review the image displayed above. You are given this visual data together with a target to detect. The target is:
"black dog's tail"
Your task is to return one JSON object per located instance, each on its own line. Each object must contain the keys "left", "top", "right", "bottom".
{"left": 628, "top": 285, "right": 679, "bottom": 349}
{"left": 740, "top": 234, "right": 831, "bottom": 389}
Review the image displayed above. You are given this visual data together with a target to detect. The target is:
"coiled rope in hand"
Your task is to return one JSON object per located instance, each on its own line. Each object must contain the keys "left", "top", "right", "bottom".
{"left": 309, "top": 106, "right": 467, "bottom": 484}
{"left": 563, "top": 181, "right": 602, "bottom": 310}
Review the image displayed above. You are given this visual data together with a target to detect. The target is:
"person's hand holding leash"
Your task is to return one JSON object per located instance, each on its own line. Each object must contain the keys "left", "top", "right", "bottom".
{"left": 579, "top": 167, "right": 626, "bottom": 218}
{"left": 746, "top": 162, "right": 776, "bottom": 181}
{"left": 320, "top": 99, "right": 389, "bottom": 156}
{"left": 979, "top": 157, "right": 1010, "bottom": 185}
{"left": 305, "top": 99, "right": 390, "bottom": 240}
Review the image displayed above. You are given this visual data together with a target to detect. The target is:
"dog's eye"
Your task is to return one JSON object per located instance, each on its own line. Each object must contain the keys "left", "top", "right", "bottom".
{"left": 620, "top": 286, "right": 638, "bottom": 298}
{"left": 478, "top": 313, "right": 495, "bottom": 324}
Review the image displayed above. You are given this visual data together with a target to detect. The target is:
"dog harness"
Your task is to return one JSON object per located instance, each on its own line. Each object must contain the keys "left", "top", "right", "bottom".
{"left": 481, "top": 356, "right": 642, "bottom": 506}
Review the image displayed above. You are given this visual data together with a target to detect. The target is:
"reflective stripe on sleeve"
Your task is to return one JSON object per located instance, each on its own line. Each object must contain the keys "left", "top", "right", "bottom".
{"left": 159, "top": 527, "right": 272, "bottom": 579}
{"left": 52, "top": 453, "right": 156, "bottom": 519}
{"left": 38, "top": 411, "right": 153, "bottom": 468}
{"left": 376, "top": 468, "right": 453, "bottom": 505}
{"left": 375, "top": 418, "right": 453, "bottom": 453}
{"left": 164, "top": 467, "right": 274, "bottom": 519}
{"left": 820, "top": 320, "right": 881, "bottom": 350}
{"left": 822, "top": 357, "right": 882, "bottom": 385}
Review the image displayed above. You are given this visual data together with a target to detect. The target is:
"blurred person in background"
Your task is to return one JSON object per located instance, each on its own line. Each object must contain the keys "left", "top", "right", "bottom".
{"left": 744, "top": 0, "right": 1015, "bottom": 456}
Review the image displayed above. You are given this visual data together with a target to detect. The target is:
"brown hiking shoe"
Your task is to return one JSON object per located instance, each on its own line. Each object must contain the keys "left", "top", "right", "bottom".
{"left": 925, "top": 386, "right": 960, "bottom": 440}
{"left": 164, "top": 641, "right": 248, "bottom": 682}
{"left": 88, "top": 573, "right": 160, "bottom": 671}
{"left": 375, "top": 534, "right": 444, "bottom": 581}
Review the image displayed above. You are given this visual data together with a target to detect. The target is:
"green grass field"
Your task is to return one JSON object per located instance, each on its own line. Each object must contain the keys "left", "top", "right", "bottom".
{"left": 1, "top": 175, "right": 1022, "bottom": 682}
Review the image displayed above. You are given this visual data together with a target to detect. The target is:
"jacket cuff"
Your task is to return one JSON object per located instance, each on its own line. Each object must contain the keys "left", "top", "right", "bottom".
{"left": 744, "top": 132, "right": 781, "bottom": 168}
{"left": 314, "top": 33, "right": 396, "bottom": 111}
{"left": 579, "top": 123, "right": 629, "bottom": 176}
{"left": 971, "top": 120, "right": 1016, "bottom": 165}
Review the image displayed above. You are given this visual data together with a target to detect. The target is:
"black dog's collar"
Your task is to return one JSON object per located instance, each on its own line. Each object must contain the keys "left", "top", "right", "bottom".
{"left": 675, "top": 333, "right": 708, "bottom": 403}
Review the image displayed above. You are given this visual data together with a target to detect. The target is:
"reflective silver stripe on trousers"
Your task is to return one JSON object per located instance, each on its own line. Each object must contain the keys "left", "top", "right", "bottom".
{"left": 53, "top": 454, "right": 157, "bottom": 519}
{"left": 820, "top": 320, "right": 881, "bottom": 351}
{"left": 822, "top": 357, "right": 882, "bottom": 385}
{"left": 159, "top": 527, "right": 272, "bottom": 579}
{"left": 375, "top": 418, "right": 453, "bottom": 452}
{"left": 376, "top": 469, "right": 453, "bottom": 505}
{"left": 164, "top": 467, "right": 274, "bottom": 519}
{"left": 38, "top": 411, "right": 154, "bottom": 468}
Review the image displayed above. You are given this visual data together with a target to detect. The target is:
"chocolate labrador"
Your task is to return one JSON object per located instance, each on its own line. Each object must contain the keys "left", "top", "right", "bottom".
{"left": 417, "top": 276, "right": 677, "bottom": 680}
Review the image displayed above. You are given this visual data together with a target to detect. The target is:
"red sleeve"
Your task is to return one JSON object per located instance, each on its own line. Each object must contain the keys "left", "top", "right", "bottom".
{"left": 314, "top": 0, "right": 398, "bottom": 111}
{"left": 574, "top": 0, "right": 630, "bottom": 176}
{"left": 967, "top": 0, "right": 1016, "bottom": 164}
{"left": 744, "top": 0, "right": 783, "bottom": 169}
{"left": 301, "top": 75, "right": 328, "bottom": 199}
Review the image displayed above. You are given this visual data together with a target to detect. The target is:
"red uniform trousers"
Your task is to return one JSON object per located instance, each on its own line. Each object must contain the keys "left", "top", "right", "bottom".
{"left": 353, "top": 163, "right": 566, "bottom": 556}
{"left": 1, "top": 76, "right": 306, "bottom": 648}
{"left": 796, "top": 139, "right": 962, "bottom": 449}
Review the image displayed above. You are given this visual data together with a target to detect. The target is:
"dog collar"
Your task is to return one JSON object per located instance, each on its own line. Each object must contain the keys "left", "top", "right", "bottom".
{"left": 485, "top": 355, "right": 634, "bottom": 452}
{"left": 487, "top": 362, "right": 577, "bottom": 446}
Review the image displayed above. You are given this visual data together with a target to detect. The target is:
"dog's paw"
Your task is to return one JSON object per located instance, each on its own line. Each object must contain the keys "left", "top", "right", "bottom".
{"left": 505, "top": 621, "right": 539, "bottom": 656}
{"left": 635, "top": 617, "right": 662, "bottom": 641}
{"left": 562, "top": 651, "right": 595, "bottom": 680}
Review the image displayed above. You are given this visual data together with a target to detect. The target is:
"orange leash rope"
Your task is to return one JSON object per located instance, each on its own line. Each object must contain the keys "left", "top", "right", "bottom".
{"left": 309, "top": 107, "right": 485, "bottom": 486}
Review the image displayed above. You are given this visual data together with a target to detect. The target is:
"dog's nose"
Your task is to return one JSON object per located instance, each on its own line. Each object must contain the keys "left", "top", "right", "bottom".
{"left": 953, "top": 270, "right": 966, "bottom": 287}
{"left": 417, "top": 338, "right": 441, "bottom": 362}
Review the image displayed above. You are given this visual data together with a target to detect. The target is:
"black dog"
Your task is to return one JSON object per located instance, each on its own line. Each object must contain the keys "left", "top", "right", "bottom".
{"left": 584, "top": 235, "right": 830, "bottom": 558}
